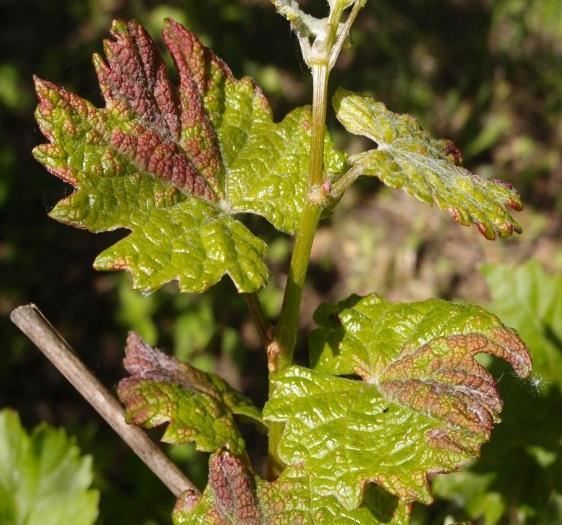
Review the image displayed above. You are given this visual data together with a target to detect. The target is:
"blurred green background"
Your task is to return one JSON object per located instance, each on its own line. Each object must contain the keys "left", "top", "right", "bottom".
{"left": 0, "top": 0, "right": 561, "bottom": 523}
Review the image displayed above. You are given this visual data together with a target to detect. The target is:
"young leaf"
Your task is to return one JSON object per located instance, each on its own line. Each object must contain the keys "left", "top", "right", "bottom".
{"left": 172, "top": 449, "right": 410, "bottom": 524}
{"left": 333, "top": 89, "right": 523, "bottom": 240}
{"left": 33, "top": 19, "right": 345, "bottom": 294}
{"left": 117, "top": 333, "right": 262, "bottom": 455}
{"left": 271, "top": 0, "right": 358, "bottom": 36}
{"left": 264, "top": 295, "right": 531, "bottom": 509}
{"left": 270, "top": 0, "right": 323, "bottom": 37}
{"left": 0, "top": 409, "right": 99, "bottom": 525}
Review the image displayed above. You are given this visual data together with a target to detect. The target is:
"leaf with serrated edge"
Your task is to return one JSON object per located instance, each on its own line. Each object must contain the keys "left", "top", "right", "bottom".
{"left": 173, "top": 449, "right": 410, "bottom": 524}
{"left": 117, "top": 333, "right": 262, "bottom": 455}
{"left": 33, "top": 18, "right": 345, "bottom": 294}
{"left": 333, "top": 88, "right": 523, "bottom": 240}
{"left": 0, "top": 409, "right": 98, "bottom": 525}
{"left": 264, "top": 295, "right": 531, "bottom": 509}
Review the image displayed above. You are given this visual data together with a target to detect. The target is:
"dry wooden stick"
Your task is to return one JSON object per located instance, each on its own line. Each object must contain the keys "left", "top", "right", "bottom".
{"left": 10, "top": 303, "right": 200, "bottom": 498}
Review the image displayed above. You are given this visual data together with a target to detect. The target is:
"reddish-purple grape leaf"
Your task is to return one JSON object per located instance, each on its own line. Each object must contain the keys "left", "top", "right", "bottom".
{"left": 264, "top": 295, "right": 532, "bottom": 509}
{"left": 33, "top": 19, "right": 345, "bottom": 294}
{"left": 172, "top": 449, "right": 411, "bottom": 524}
{"left": 117, "top": 333, "right": 262, "bottom": 455}
{"left": 333, "top": 89, "right": 523, "bottom": 240}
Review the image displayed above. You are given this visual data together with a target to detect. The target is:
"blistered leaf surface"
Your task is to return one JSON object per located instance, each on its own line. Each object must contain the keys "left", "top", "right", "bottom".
{"left": 117, "top": 333, "right": 261, "bottom": 454}
{"left": 0, "top": 409, "right": 98, "bottom": 525}
{"left": 173, "top": 450, "right": 410, "bottom": 525}
{"left": 34, "top": 18, "right": 345, "bottom": 294}
{"left": 333, "top": 89, "right": 523, "bottom": 239}
{"left": 264, "top": 295, "right": 531, "bottom": 509}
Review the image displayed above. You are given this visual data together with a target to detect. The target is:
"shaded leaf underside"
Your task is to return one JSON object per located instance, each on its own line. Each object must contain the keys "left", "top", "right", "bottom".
{"left": 34, "top": 18, "right": 345, "bottom": 294}
{"left": 264, "top": 295, "right": 531, "bottom": 509}
{"left": 117, "top": 333, "right": 261, "bottom": 455}
{"left": 333, "top": 89, "right": 523, "bottom": 240}
{"left": 173, "top": 450, "right": 410, "bottom": 525}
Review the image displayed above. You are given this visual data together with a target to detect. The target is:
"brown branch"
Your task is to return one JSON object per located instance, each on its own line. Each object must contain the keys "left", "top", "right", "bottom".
{"left": 10, "top": 303, "right": 200, "bottom": 498}
{"left": 243, "top": 292, "right": 272, "bottom": 350}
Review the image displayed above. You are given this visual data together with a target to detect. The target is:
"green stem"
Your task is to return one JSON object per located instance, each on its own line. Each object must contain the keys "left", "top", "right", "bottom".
{"left": 330, "top": 164, "right": 362, "bottom": 200}
{"left": 266, "top": 0, "right": 366, "bottom": 479}
{"left": 267, "top": 64, "right": 330, "bottom": 478}
{"left": 273, "top": 201, "right": 322, "bottom": 369}
{"left": 273, "top": 63, "right": 330, "bottom": 370}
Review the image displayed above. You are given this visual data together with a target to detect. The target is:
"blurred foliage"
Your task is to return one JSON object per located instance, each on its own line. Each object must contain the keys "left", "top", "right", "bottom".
{"left": 483, "top": 260, "right": 562, "bottom": 388}
{"left": 0, "top": 0, "right": 560, "bottom": 523}
{"left": 0, "top": 409, "right": 99, "bottom": 525}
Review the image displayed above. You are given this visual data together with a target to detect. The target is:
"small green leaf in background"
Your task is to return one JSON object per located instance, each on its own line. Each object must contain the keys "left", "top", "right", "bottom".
{"left": 173, "top": 295, "right": 216, "bottom": 368}
{"left": 173, "top": 449, "right": 410, "bottom": 524}
{"left": 265, "top": 295, "right": 531, "bottom": 510}
{"left": 33, "top": 18, "right": 345, "bottom": 295}
{"left": 482, "top": 260, "right": 562, "bottom": 388}
{"left": 117, "top": 332, "right": 262, "bottom": 455}
{"left": 333, "top": 89, "right": 523, "bottom": 240}
{"left": 433, "top": 261, "right": 562, "bottom": 524}
{"left": 0, "top": 409, "right": 98, "bottom": 525}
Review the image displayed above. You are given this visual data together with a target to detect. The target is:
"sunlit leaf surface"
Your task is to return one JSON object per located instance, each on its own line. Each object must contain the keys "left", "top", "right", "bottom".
{"left": 265, "top": 295, "right": 531, "bottom": 509}
{"left": 33, "top": 18, "right": 345, "bottom": 294}
{"left": 333, "top": 89, "right": 523, "bottom": 240}
{"left": 173, "top": 449, "right": 410, "bottom": 524}
{"left": 118, "top": 332, "right": 261, "bottom": 454}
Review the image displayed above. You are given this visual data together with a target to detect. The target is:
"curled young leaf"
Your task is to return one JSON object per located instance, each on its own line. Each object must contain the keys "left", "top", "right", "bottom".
{"left": 34, "top": 19, "right": 345, "bottom": 294}
{"left": 173, "top": 449, "right": 410, "bottom": 525}
{"left": 333, "top": 89, "right": 523, "bottom": 240}
{"left": 117, "top": 333, "right": 262, "bottom": 455}
{"left": 270, "top": 0, "right": 324, "bottom": 37}
{"left": 264, "top": 295, "right": 531, "bottom": 509}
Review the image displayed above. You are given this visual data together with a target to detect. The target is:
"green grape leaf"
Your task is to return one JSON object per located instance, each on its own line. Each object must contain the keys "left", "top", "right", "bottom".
{"left": 172, "top": 449, "right": 410, "bottom": 525}
{"left": 33, "top": 19, "right": 345, "bottom": 294}
{"left": 0, "top": 409, "right": 98, "bottom": 525}
{"left": 333, "top": 88, "right": 523, "bottom": 240}
{"left": 482, "top": 260, "right": 562, "bottom": 389}
{"left": 117, "top": 332, "right": 262, "bottom": 455}
{"left": 264, "top": 295, "right": 531, "bottom": 509}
